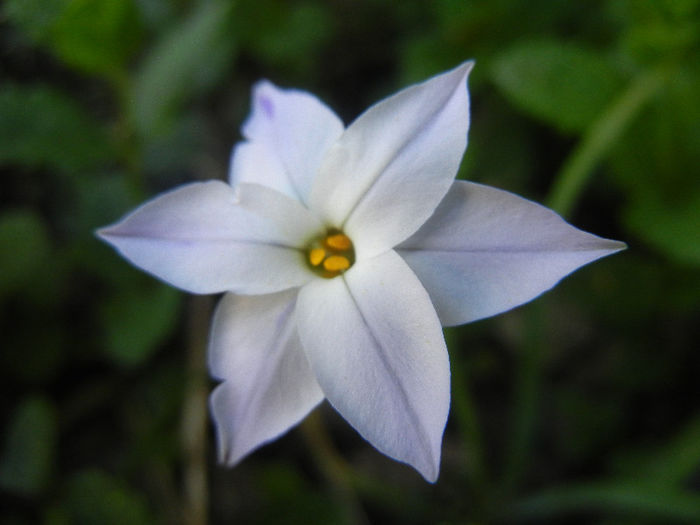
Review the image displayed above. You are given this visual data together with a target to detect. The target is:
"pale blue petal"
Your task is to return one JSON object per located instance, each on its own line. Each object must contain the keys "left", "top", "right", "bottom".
{"left": 209, "top": 290, "right": 324, "bottom": 465}
{"left": 235, "top": 80, "right": 344, "bottom": 204}
{"left": 398, "top": 181, "right": 627, "bottom": 326}
{"left": 296, "top": 250, "right": 450, "bottom": 482}
{"left": 310, "top": 62, "right": 474, "bottom": 260}
{"left": 98, "top": 181, "right": 322, "bottom": 294}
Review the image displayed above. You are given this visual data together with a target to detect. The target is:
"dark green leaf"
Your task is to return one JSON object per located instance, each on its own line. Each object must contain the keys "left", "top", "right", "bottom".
{"left": 491, "top": 39, "right": 624, "bottom": 132}
{"left": 0, "top": 84, "right": 113, "bottom": 173}
{"left": 3, "top": 0, "right": 66, "bottom": 42}
{"left": 130, "top": 1, "right": 236, "bottom": 137}
{"left": 72, "top": 173, "right": 136, "bottom": 235}
{"left": 617, "top": 414, "right": 700, "bottom": 487}
{"left": 64, "top": 470, "right": 153, "bottom": 525}
{"left": 50, "top": 0, "right": 143, "bottom": 77}
{"left": 618, "top": 0, "right": 700, "bottom": 60}
{"left": 256, "top": 464, "right": 352, "bottom": 525}
{"left": 0, "top": 397, "right": 57, "bottom": 495}
{"left": 504, "top": 482, "right": 700, "bottom": 522}
{"left": 4, "top": 0, "right": 142, "bottom": 78}
{"left": 609, "top": 64, "right": 700, "bottom": 265}
{"left": 100, "top": 282, "right": 181, "bottom": 367}
{"left": 236, "top": 1, "right": 333, "bottom": 76}
{"left": 0, "top": 209, "right": 51, "bottom": 296}
{"left": 623, "top": 189, "right": 700, "bottom": 266}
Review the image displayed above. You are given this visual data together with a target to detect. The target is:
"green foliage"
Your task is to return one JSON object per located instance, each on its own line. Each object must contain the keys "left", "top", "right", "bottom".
{"left": 624, "top": 190, "right": 700, "bottom": 266}
{"left": 491, "top": 39, "right": 625, "bottom": 133}
{"left": 254, "top": 464, "right": 352, "bottom": 525}
{"left": 618, "top": 0, "right": 700, "bottom": 60}
{"left": 0, "top": 84, "right": 112, "bottom": 173}
{"left": 505, "top": 482, "right": 700, "bottom": 522}
{"left": 3, "top": 0, "right": 66, "bottom": 42}
{"left": 100, "top": 282, "right": 181, "bottom": 368}
{"left": 0, "top": 397, "right": 57, "bottom": 495}
{"left": 610, "top": 64, "right": 700, "bottom": 265}
{"left": 59, "top": 470, "right": 154, "bottom": 525}
{"left": 50, "top": 0, "right": 143, "bottom": 78}
{"left": 618, "top": 414, "right": 700, "bottom": 487}
{"left": 71, "top": 174, "right": 137, "bottom": 236}
{"left": 0, "top": 210, "right": 51, "bottom": 296}
{"left": 4, "top": 0, "right": 143, "bottom": 78}
{"left": 234, "top": 0, "right": 333, "bottom": 77}
{"left": 130, "top": 1, "right": 236, "bottom": 137}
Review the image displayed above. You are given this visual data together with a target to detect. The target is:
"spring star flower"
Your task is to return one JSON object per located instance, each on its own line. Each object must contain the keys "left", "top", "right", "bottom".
{"left": 98, "top": 62, "right": 625, "bottom": 482}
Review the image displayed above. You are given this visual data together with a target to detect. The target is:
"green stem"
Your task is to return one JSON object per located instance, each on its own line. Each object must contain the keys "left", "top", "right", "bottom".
{"left": 181, "top": 296, "right": 213, "bottom": 525}
{"left": 299, "top": 411, "right": 370, "bottom": 525}
{"left": 300, "top": 413, "right": 427, "bottom": 520}
{"left": 547, "top": 66, "right": 667, "bottom": 218}
{"left": 450, "top": 335, "right": 489, "bottom": 512}
{"left": 501, "top": 303, "right": 545, "bottom": 496}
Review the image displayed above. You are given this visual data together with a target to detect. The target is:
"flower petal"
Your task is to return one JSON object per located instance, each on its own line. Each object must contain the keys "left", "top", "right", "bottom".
{"left": 398, "top": 181, "right": 627, "bottom": 326}
{"left": 236, "top": 80, "right": 345, "bottom": 204}
{"left": 310, "top": 61, "right": 474, "bottom": 260}
{"left": 98, "top": 181, "right": 323, "bottom": 294}
{"left": 209, "top": 290, "right": 324, "bottom": 466}
{"left": 229, "top": 141, "right": 295, "bottom": 199}
{"left": 295, "top": 250, "right": 450, "bottom": 481}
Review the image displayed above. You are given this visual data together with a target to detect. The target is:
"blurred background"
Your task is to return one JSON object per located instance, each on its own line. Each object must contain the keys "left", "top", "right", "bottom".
{"left": 1, "top": 0, "right": 699, "bottom": 523}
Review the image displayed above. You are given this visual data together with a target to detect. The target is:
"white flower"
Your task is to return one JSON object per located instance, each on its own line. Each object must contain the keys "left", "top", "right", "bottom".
{"left": 98, "top": 62, "right": 625, "bottom": 482}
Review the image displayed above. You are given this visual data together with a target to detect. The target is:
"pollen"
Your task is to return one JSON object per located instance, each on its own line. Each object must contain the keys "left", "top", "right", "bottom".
{"left": 325, "top": 233, "right": 352, "bottom": 251}
{"left": 307, "top": 229, "right": 355, "bottom": 278}
{"left": 309, "top": 248, "right": 326, "bottom": 266}
{"left": 323, "top": 255, "right": 350, "bottom": 272}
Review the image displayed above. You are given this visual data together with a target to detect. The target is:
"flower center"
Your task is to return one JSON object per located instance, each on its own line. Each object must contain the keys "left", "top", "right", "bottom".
{"left": 307, "top": 229, "right": 355, "bottom": 278}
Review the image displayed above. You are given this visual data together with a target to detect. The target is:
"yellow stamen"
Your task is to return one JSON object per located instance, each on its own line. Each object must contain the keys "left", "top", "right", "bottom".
{"left": 323, "top": 255, "right": 351, "bottom": 272}
{"left": 306, "top": 229, "right": 355, "bottom": 278}
{"left": 325, "top": 233, "right": 352, "bottom": 251}
{"left": 309, "top": 248, "right": 326, "bottom": 266}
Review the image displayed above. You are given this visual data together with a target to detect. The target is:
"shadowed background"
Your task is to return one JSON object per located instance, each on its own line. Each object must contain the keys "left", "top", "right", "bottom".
{"left": 1, "top": 0, "right": 699, "bottom": 523}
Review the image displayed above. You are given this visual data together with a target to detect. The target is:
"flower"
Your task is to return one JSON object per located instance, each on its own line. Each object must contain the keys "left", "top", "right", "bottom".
{"left": 98, "top": 62, "right": 625, "bottom": 482}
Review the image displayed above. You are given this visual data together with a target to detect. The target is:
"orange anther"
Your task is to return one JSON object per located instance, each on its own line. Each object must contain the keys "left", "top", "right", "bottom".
{"left": 325, "top": 233, "right": 352, "bottom": 251}
{"left": 323, "top": 255, "right": 351, "bottom": 272}
{"left": 309, "top": 248, "right": 326, "bottom": 266}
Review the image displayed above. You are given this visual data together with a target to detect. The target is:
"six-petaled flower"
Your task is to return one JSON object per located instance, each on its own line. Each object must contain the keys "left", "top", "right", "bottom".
{"left": 98, "top": 62, "right": 625, "bottom": 481}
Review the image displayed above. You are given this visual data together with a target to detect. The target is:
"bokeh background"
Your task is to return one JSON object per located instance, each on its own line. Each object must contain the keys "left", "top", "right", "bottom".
{"left": 2, "top": 0, "right": 699, "bottom": 523}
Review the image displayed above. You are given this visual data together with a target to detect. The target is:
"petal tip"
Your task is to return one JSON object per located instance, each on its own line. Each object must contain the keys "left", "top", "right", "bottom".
{"left": 596, "top": 237, "right": 627, "bottom": 256}
{"left": 209, "top": 384, "right": 244, "bottom": 468}
{"left": 459, "top": 59, "right": 476, "bottom": 75}
{"left": 95, "top": 224, "right": 119, "bottom": 243}
{"left": 423, "top": 466, "right": 440, "bottom": 484}
{"left": 414, "top": 448, "right": 442, "bottom": 483}
{"left": 252, "top": 80, "right": 284, "bottom": 116}
{"left": 447, "top": 60, "right": 475, "bottom": 85}
{"left": 611, "top": 240, "right": 628, "bottom": 252}
{"left": 94, "top": 226, "right": 109, "bottom": 240}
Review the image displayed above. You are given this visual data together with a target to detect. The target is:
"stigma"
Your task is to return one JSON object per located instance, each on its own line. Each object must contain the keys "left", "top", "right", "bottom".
{"left": 307, "top": 230, "right": 355, "bottom": 278}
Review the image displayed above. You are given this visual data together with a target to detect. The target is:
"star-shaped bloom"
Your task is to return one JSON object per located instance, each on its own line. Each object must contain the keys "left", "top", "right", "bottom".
{"left": 98, "top": 62, "right": 625, "bottom": 482}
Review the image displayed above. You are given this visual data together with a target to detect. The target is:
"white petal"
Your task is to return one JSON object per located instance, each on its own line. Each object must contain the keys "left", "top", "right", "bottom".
{"left": 310, "top": 62, "right": 474, "bottom": 260}
{"left": 229, "top": 142, "right": 295, "bottom": 199}
{"left": 98, "top": 181, "right": 323, "bottom": 294}
{"left": 398, "top": 181, "right": 627, "bottom": 326}
{"left": 237, "top": 80, "right": 345, "bottom": 204}
{"left": 209, "top": 290, "right": 324, "bottom": 466}
{"left": 296, "top": 250, "right": 450, "bottom": 482}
